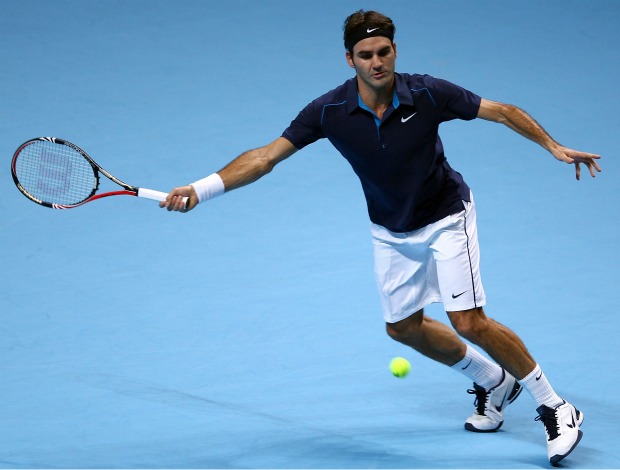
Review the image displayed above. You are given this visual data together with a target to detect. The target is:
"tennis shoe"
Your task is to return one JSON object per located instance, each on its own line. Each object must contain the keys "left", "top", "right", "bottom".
{"left": 464, "top": 369, "right": 522, "bottom": 432}
{"left": 535, "top": 400, "right": 584, "bottom": 466}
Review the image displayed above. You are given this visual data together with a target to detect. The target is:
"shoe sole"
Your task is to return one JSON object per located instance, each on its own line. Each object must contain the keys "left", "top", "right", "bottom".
{"left": 464, "top": 380, "right": 523, "bottom": 433}
{"left": 465, "top": 420, "right": 504, "bottom": 433}
{"left": 550, "top": 430, "right": 583, "bottom": 467}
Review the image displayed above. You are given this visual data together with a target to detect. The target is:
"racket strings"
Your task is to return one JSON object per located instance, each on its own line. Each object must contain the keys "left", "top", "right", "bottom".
{"left": 15, "top": 141, "right": 97, "bottom": 205}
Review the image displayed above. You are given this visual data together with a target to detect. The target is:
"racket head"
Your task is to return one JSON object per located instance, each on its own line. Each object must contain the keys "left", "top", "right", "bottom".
{"left": 11, "top": 137, "right": 100, "bottom": 208}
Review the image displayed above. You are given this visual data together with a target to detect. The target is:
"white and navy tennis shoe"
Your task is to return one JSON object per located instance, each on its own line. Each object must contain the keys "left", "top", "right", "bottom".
{"left": 464, "top": 369, "right": 523, "bottom": 432}
{"left": 535, "top": 400, "right": 584, "bottom": 466}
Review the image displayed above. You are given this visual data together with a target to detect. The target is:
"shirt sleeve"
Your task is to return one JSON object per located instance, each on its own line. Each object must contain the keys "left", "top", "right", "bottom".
{"left": 428, "top": 76, "right": 482, "bottom": 122}
{"left": 281, "top": 99, "right": 325, "bottom": 150}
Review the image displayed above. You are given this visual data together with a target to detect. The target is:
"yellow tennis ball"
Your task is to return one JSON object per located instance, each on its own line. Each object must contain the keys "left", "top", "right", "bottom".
{"left": 390, "top": 357, "right": 410, "bottom": 378}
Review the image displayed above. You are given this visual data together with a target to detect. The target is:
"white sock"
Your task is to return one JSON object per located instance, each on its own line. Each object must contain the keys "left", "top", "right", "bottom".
{"left": 452, "top": 345, "right": 503, "bottom": 390}
{"left": 519, "top": 364, "right": 563, "bottom": 408}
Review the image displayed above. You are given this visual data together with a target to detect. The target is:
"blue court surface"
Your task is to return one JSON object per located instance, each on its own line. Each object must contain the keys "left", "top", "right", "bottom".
{"left": 1, "top": 1, "right": 619, "bottom": 468}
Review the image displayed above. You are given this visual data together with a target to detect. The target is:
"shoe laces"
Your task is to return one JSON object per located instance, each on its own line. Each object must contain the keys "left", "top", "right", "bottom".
{"left": 467, "top": 383, "right": 489, "bottom": 416}
{"left": 535, "top": 406, "right": 560, "bottom": 441}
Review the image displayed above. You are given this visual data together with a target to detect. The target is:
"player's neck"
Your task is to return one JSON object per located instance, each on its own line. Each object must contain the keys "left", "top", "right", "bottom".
{"left": 357, "top": 77, "right": 395, "bottom": 119}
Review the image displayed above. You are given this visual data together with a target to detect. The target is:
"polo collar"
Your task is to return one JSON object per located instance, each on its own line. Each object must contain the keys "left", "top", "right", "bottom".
{"left": 345, "top": 73, "right": 414, "bottom": 114}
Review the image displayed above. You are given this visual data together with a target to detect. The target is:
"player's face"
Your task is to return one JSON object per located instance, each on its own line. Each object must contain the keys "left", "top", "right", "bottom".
{"left": 346, "top": 37, "right": 397, "bottom": 93}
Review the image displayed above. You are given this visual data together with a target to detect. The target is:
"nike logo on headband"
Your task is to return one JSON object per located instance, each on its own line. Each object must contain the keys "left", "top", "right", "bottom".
{"left": 367, "top": 27, "right": 379, "bottom": 33}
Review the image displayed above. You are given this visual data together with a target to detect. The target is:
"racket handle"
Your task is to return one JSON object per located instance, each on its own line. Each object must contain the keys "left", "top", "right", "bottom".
{"left": 138, "top": 188, "right": 188, "bottom": 206}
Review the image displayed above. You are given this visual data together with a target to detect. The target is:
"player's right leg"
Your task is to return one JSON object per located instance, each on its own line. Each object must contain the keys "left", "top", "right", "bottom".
{"left": 385, "top": 311, "right": 522, "bottom": 433}
{"left": 385, "top": 310, "right": 466, "bottom": 366}
{"left": 371, "top": 216, "right": 522, "bottom": 433}
{"left": 372, "top": 220, "right": 469, "bottom": 366}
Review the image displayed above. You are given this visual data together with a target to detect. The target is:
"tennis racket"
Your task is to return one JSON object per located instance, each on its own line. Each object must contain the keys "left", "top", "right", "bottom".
{"left": 11, "top": 137, "right": 185, "bottom": 209}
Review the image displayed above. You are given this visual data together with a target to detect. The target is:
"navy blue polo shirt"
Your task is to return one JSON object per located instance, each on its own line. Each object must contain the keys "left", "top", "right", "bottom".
{"left": 282, "top": 73, "right": 481, "bottom": 232}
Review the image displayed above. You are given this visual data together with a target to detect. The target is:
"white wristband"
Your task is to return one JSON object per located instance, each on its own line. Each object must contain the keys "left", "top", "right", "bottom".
{"left": 190, "top": 173, "right": 225, "bottom": 204}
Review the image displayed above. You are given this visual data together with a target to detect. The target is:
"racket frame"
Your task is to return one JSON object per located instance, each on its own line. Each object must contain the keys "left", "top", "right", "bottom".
{"left": 11, "top": 137, "right": 169, "bottom": 209}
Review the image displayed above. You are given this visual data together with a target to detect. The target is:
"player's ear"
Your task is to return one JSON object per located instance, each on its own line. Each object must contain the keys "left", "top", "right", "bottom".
{"left": 393, "top": 42, "right": 397, "bottom": 58}
{"left": 346, "top": 50, "right": 355, "bottom": 69}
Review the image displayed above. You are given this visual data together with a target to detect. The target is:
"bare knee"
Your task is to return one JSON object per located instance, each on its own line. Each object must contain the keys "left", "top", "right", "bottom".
{"left": 447, "top": 307, "right": 489, "bottom": 343}
{"left": 387, "top": 308, "right": 467, "bottom": 365}
{"left": 386, "top": 309, "right": 424, "bottom": 343}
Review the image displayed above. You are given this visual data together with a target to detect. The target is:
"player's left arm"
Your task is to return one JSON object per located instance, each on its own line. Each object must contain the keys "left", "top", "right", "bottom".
{"left": 477, "top": 98, "right": 602, "bottom": 180}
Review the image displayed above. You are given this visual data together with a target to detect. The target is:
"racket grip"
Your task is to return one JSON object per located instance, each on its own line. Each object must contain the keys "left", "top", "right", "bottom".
{"left": 138, "top": 188, "right": 188, "bottom": 206}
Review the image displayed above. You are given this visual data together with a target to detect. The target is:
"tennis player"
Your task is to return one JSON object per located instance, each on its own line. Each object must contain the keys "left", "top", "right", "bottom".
{"left": 161, "top": 10, "right": 601, "bottom": 466}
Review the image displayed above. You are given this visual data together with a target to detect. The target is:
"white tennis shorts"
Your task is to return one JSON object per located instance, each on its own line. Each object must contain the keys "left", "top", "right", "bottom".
{"left": 371, "top": 193, "right": 486, "bottom": 323}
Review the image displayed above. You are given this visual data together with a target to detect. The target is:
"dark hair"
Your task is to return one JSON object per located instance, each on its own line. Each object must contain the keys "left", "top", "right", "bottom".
{"left": 343, "top": 10, "right": 396, "bottom": 53}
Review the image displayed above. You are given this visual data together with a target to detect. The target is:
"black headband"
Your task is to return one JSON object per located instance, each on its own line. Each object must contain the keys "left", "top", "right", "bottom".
{"left": 345, "top": 27, "right": 394, "bottom": 53}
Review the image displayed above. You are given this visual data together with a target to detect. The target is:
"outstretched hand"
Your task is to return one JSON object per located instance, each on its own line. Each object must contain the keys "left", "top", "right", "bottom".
{"left": 551, "top": 146, "right": 602, "bottom": 180}
{"left": 159, "top": 185, "right": 198, "bottom": 212}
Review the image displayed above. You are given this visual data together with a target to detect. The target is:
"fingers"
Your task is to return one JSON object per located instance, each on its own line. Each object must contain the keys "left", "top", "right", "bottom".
{"left": 158, "top": 195, "right": 181, "bottom": 211}
{"left": 560, "top": 147, "right": 602, "bottom": 181}
{"left": 573, "top": 157, "right": 602, "bottom": 180}
{"left": 167, "top": 194, "right": 189, "bottom": 212}
{"left": 159, "top": 186, "right": 194, "bottom": 212}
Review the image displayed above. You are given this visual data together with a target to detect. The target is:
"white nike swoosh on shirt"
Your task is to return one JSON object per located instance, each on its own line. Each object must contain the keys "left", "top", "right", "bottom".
{"left": 401, "top": 112, "right": 417, "bottom": 123}
{"left": 367, "top": 27, "right": 379, "bottom": 33}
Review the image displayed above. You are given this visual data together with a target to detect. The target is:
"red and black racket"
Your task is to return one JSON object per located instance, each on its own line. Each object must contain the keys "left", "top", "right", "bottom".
{"left": 11, "top": 137, "right": 183, "bottom": 209}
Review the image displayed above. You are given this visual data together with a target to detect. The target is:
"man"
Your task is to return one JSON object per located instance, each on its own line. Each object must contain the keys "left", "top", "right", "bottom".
{"left": 161, "top": 10, "right": 601, "bottom": 466}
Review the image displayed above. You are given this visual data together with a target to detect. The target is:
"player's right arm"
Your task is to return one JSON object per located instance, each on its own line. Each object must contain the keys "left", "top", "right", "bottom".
{"left": 160, "top": 137, "right": 298, "bottom": 212}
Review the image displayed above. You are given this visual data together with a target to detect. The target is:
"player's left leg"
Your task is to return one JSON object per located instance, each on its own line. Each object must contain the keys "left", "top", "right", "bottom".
{"left": 448, "top": 306, "right": 584, "bottom": 465}
{"left": 436, "top": 193, "right": 583, "bottom": 464}
{"left": 447, "top": 307, "right": 535, "bottom": 379}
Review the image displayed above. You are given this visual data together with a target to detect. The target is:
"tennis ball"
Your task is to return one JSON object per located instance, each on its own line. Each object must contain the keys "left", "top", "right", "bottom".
{"left": 390, "top": 357, "right": 410, "bottom": 378}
